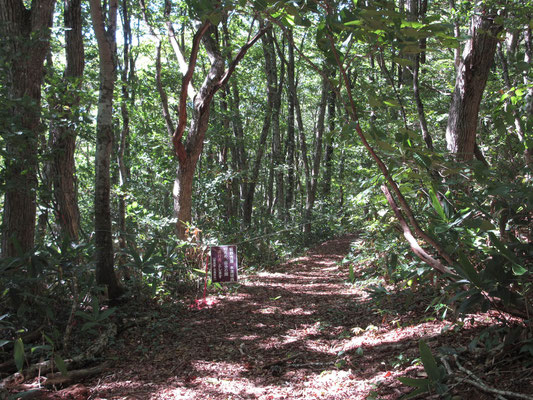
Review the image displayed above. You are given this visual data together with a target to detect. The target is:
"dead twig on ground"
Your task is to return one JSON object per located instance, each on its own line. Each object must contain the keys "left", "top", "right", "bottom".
{"left": 439, "top": 355, "right": 533, "bottom": 400}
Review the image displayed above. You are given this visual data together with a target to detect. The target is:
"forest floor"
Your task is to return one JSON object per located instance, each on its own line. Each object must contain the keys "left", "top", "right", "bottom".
{"left": 10, "top": 235, "right": 533, "bottom": 399}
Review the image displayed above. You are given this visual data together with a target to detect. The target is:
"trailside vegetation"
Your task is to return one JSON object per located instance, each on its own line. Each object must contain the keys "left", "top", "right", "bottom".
{"left": 0, "top": 0, "right": 532, "bottom": 397}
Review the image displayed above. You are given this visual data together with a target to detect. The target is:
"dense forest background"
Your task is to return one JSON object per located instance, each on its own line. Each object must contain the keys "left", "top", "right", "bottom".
{"left": 1, "top": 0, "right": 532, "bottom": 397}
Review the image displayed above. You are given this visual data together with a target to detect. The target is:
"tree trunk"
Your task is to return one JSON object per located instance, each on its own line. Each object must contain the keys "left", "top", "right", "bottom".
{"left": 242, "top": 26, "right": 276, "bottom": 227}
{"left": 89, "top": 0, "right": 122, "bottom": 299}
{"left": 263, "top": 27, "right": 284, "bottom": 215}
{"left": 322, "top": 75, "right": 335, "bottom": 196}
{"left": 168, "top": 18, "right": 268, "bottom": 239}
{"left": 412, "top": 55, "right": 433, "bottom": 150}
{"left": 117, "top": 0, "right": 134, "bottom": 279}
{"left": 303, "top": 75, "right": 328, "bottom": 238}
{"left": 49, "top": 0, "right": 84, "bottom": 242}
{"left": 173, "top": 25, "right": 225, "bottom": 239}
{"left": 0, "top": 0, "right": 56, "bottom": 257}
{"left": 445, "top": 8, "right": 503, "bottom": 160}
{"left": 284, "top": 29, "right": 295, "bottom": 219}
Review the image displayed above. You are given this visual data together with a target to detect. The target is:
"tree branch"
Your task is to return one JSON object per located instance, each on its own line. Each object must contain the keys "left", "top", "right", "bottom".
{"left": 381, "top": 185, "right": 454, "bottom": 275}
{"left": 172, "top": 20, "right": 211, "bottom": 163}
{"left": 215, "top": 22, "right": 271, "bottom": 91}
{"left": 156, "top": 42, "right": 175, "bottom": 136}
{"left": 164, "top": 0, "right": 196, "bottom": 99}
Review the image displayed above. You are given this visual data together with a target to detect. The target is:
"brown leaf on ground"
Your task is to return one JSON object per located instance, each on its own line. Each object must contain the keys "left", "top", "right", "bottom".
{"left": 10, "top": 235, "right": 531, "bottom": 400}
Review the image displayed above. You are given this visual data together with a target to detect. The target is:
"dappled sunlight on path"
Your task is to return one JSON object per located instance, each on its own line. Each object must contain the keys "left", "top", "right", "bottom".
{"left": 87, "top": 234, "right": 508, "bottom": 400}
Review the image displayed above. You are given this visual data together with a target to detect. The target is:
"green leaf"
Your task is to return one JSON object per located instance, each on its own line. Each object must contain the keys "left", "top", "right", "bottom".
{"left": 75, "top": 311, "right": 96, "bottom": 321}
{"left": 31, "top": 345, "right": 52, "bottom": 353}
{"left": 398, "top": 376, "right": 429, "bottom": 388}
{"left": 54, "top": 354, "right": 68, "bottom": 375}
{"left": 402, "top": 386, "right": 430, "bottom": 399}
{"left": 192, "top": 268, "right": 207, "bottom": 275}
{"left": 418, "top": 340, "right": 441, "bottom": 382}
{"left": 456, "top": 253, "right": 482, "bottom": 287}
{"left": 0, "top": 340, "right": 10, "bottom": 347}
{"left": 345, "top": 19, "right": 363, "bottom": 26}
{"left": 98, "top": 307, "right": 116, "bottom": 321}
{"left": 458, "top": 292, "right": 484, "bottom": 314}
{"left": 14, "top": 338, "right": 24, "bottom": 371}
{"left": 512, "top": 264, "right": 527, "bottom": 276}
{"left": 429, "top": 184, "right": 446, "bottom": 221}
{"left": 81, "top": 321, "right": 99, "bottom": 332}
{"left": 375, "top": 139, "right": 395, "bottom": 153}
{"left": 488, "top": 232, "right": 520, "bottom": 265}
{"left": 393, "top": 56, "right": 415, "bottom": 67}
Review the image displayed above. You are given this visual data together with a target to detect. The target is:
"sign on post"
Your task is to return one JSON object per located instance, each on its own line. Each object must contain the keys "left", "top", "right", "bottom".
{"left": 210, "top": 245, "right": 238, "bottom": 283}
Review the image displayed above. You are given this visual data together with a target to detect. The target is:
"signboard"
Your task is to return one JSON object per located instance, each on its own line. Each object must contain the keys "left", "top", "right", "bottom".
{"left": 210, "top": 245, "right": 238, "bottom": 283}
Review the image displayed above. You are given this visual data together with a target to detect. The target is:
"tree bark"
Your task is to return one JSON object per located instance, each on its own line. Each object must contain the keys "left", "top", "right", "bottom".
{"left": 268, "top": 28, "right": 284, "bottom": 216}
{"left": 89, "top": 0, "right": 122, "bottom": 299}
{"left": 284, "top": 29, "right": 296, "bottom": 219}
{"left": 49, "top": 0, "right": 84, "bottom": 242}
{"left": 0, "top": 0, "right": 56, "bottom": 257}
{"left": 117, "top": 0, "right": 134, "bottom": 279}
{"left": 445, "top": 8, "right": 503, "bottom": 160}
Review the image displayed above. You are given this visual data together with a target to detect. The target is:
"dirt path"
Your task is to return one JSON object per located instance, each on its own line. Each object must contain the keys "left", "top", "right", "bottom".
{"left": 84, "top": 235, "right": 525, "bottom": 400}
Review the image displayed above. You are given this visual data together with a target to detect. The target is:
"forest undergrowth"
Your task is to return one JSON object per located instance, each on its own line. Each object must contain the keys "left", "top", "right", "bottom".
{"left": 2, "top": 235, "right": 531, "bottom": 400}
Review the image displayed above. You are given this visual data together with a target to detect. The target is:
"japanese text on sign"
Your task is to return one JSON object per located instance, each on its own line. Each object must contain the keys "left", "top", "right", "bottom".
{"left": 211, "top": 245, "right": 238, "bottom": 283}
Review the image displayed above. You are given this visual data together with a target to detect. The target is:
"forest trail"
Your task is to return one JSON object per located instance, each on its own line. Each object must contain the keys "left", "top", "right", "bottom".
{"left": 84, "top": 235, "right": 514, "bottom": 400}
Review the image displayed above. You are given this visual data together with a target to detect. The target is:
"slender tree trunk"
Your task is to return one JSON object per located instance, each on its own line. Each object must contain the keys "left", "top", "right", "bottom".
{"left": 497, "top": 44, "right": 531, "bottom": 167}
{"left": 295, "top": 84, "right": 311, "bottom": 234}
{"left": 49, "top": 0, "right": 84, "bottom": 242}
{"left": 304, "top": 75, "right": 328, "bottom": 238}
{"left": 228, "top": 80, "right": 247, "bottom": 209}
{"left": 117, "top": 0, "right": 134, "bottom": 279}
{"left": 284, "top": 29, "right": 295, "bottom": 219}
{"left": 322, "top": 74, "right": 335, "bottom": 196}
{"left": 412, "top": 55, "right": 433, "bottom": 150}
{"left": 221, "top": 15, "right": 245, "bottom": 216}
{"left": 89, "top": 0, "right": 122, "bottom": 299}
{"left": 242, "top": 24, "right": 276, "bottom": 226}
{"left": 445, "top": 7, "right": 503, "bottom": 160}
{"left": 449, "top": 0, "right": 461, "bottom": 69}
{"left": 271, "top": 29, "right": 284, "bottom": 216}
{"left": 0, "top": 0, "right": 56, "bottom": 257}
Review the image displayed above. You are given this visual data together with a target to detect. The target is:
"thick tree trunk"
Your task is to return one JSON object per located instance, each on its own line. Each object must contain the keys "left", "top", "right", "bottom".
{"left": 89, "top": 0, "right": 122, "bottom": 299}
{"left": 446, "top": 9, "right": 503, "bottom": 160}
{"left": 0, "top": 0, "right": 56, "bottom": 257}
{"left": 49, "top": 0, "right": 84, "bottom": 241}
{"left": 173, "top": 160, "right": 197, "bottom": 240}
